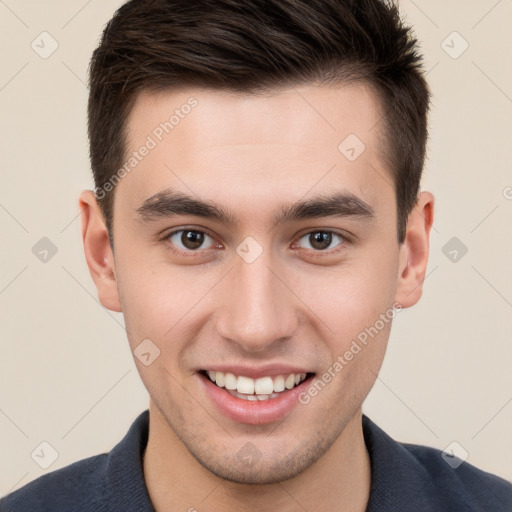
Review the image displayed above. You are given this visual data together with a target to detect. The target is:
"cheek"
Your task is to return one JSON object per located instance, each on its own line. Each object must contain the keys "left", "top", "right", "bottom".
{"left": 116, "top": 258, "right": 224, "bottom": 378}
{"left": 116, "top": 259, "right": 192, "bottom": 347}
{"left": 291, "top": 252, "right": 398, "bottom": 401}
{"left": 116, "top": 266, "right": 197, "bottom": 401}
{"left": 295, "top": 254, "right": 398, "bottom": 338}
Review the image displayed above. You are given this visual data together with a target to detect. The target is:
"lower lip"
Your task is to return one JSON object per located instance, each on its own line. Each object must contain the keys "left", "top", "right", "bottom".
{"left": 199, "top": 373, "right": 312, "bottom": 425}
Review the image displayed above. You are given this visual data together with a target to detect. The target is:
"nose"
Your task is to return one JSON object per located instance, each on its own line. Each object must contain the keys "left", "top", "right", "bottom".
{"left": 215, "top": 248, "right": 298, "bottom": 353}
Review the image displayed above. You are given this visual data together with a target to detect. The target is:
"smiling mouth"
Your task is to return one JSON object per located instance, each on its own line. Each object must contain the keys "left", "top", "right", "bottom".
{"left": 200, "top": 370, "right": 315, "bottom": 401}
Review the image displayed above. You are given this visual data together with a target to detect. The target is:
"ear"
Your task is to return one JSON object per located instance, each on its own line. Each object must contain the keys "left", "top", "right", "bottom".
{"left": 394, "top": 191, "right": 434, "bottom": 308}
{"left": 79, "top": 190, "right": 122, "bottom": 312}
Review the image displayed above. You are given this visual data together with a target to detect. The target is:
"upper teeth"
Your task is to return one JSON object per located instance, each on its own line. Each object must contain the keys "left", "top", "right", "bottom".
{"left": 207, "top": 370, "right": 307, "bottom": 395}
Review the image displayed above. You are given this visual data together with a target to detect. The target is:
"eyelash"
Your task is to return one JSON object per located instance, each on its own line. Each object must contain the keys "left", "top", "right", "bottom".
{"left": 160, "top": 228, "right": 349, "bottom": 258}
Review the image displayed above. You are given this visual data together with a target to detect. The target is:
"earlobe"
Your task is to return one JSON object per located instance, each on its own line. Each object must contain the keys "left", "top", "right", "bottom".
{"left": 79, "top": 190, "right": 122, "bottom": 312}
{"left": 395, "top": 191, "right": 434, "bottom": 308}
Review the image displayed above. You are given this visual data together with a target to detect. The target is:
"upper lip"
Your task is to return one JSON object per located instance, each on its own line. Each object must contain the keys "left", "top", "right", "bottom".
{"left": 200, "top": 364, "right": 313, "bottom": 379}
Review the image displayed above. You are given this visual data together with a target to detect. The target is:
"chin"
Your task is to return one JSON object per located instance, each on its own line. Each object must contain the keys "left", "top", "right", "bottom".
{"left": 185, "top": 433, "right": 332, "bottom": 485}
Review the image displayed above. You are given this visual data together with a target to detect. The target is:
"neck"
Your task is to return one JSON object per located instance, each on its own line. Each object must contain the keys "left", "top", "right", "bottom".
{"left": 143, "top": 401, "right": 371, "bottom": 512}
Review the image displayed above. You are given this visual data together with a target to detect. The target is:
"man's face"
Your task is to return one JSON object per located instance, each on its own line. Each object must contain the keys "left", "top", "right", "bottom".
{"left": 111, "top": 84, "right": 404, "bottom": 483}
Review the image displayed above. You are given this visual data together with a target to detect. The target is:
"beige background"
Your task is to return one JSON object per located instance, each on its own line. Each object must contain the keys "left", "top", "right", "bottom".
{"left": 1, "top": 0, "right": 511, "bottom": 497}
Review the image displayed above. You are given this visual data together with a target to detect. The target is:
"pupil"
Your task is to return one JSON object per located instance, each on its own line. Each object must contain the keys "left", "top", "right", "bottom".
{"left": 182, "top": 230, "right": 204, "bottom": 249}
{"left": 311, "top": 232, "right": 331, "bottom": 250}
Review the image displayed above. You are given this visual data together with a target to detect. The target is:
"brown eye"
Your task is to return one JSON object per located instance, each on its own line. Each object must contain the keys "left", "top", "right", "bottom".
{"left": 297, "top": 231, "right": 344, "bottom": 251}
{"left": 168, "top": 230, "right": 212, "bottom": 251}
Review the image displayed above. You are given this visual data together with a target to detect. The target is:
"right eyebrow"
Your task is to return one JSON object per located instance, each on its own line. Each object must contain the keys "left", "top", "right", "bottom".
{"left": 135, "top": 189, "right": 237, "bottom": 225}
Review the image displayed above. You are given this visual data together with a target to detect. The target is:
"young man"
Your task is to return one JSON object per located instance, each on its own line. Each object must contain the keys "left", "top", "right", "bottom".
{"left": 2, "top": 0, "right": 511, "bottom": 511}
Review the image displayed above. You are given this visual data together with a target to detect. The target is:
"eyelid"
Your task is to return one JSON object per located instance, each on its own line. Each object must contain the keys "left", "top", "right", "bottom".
{"left": 161, "top": 227, "right": 222, "bottom": 254}
{"left": 292, "top": 229, "right": 349, "bottom": 253}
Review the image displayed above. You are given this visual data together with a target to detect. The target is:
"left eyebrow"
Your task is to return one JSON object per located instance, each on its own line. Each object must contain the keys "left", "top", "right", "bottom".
{"left": 272, "top": 191, "right": 375, "bottom": 224}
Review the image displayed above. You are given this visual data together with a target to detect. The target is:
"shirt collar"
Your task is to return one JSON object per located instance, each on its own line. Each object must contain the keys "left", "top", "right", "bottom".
{"left": 104, "top": 409, "right": 155, "bottom": 511}
{"left": 362, "top": 414, "right": 438, "bottom": 511}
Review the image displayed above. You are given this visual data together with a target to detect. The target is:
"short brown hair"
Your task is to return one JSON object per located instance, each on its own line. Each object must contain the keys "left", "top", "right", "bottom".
{"left": 88, "top": 0, "right": 430, "bottom": 245}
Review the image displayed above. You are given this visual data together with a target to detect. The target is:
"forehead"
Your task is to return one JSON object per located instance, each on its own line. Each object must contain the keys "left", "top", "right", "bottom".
{"left": 117, "top": 83, "right": 392, "bottom": 222}
{"left": 126, "top": 82, "right": 384, "bottom": 153}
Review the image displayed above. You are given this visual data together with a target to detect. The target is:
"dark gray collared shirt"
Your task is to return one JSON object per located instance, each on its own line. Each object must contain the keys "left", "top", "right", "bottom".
{"left": 1, "top": 410, "right": 511, "bottom": 511}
